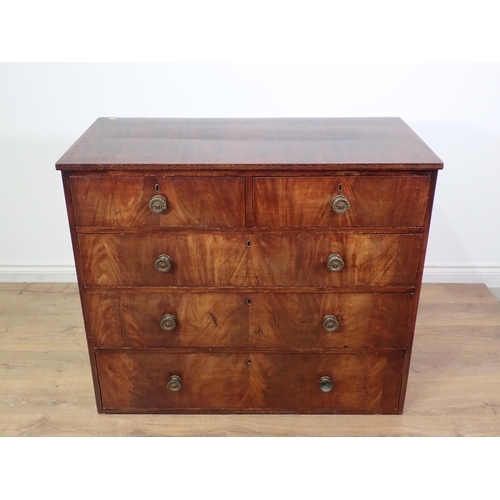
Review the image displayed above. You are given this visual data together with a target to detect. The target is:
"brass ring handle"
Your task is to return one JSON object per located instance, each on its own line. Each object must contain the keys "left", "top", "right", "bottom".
{"left": 154, "top": 254, "right": 172, "bottom": 273}
{"left": 149, "top": 195, "right": 167, "bottom": 214}
{"left": 327, "top": 253, "right": 344, "bottom": 272}
{"left": 319, "top": 376, "right": 334, "bottom": 393}
{"left": 322, "top": 315, "right": 339, "bottom": 332}
{"left": 331, "top": 195, "right": 350, "bottom": 214}
{"left": 160, "top": 313, "right": 177, "bottom": 331}
{"left": 167, "top": 375, "right": 182, "bottom": 392}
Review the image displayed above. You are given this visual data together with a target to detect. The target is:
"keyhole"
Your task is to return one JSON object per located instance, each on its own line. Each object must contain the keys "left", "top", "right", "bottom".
{"left": 246, "top": 298, "right": 252, "bottom": 306}
{"left": 155, "top": 184, "right": 160, "bottom": 192}
{"left": 246, "top": 358, "right": 252, "bottom": 365}
{"left": 338, "top": 184, "right": 343, "bottom": 192}
{"left": 246, "top": 240, "right": 251, "bottom": 248}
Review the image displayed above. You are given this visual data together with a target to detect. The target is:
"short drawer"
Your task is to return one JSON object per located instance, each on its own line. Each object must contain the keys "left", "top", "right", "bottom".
{"left": 88, "top": 291, "right": 412, "bottom": 349}
{"left": 79, "top": 232, "right": 422, "bottom": 287}
{"left": 253, "top": 176, "right": 430, "bottom": 227}
{"left": 96, "top": 351, "right": 405, "bottom": 413}
{"left": 70, "top": 176, "right": 245, "bottom": 228}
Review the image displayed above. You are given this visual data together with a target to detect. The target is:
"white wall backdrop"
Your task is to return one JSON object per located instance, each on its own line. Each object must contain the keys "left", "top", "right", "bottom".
{"left": 1, "top": 63, "right": 499, "bottom": 284}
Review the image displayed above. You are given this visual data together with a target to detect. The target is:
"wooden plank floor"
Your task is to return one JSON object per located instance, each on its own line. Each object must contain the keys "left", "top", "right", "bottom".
{"left": 1, "top": 283, "right": 499, "bottom": 436}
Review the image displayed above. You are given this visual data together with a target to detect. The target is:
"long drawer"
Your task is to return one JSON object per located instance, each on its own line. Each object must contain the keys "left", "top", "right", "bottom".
{"left": 79, "top": 232, "right": 422, "bottom": 287}
{"left": 96, "top": 351, "right": 405, "bottom": 413}
{"left": 88, "top": 291, "right": 412, "bottom": 349}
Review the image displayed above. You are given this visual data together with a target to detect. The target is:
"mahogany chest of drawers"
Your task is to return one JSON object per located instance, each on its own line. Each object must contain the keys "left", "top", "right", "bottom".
{"left": 56, "top": 117, "right": 442, "bottom": 414}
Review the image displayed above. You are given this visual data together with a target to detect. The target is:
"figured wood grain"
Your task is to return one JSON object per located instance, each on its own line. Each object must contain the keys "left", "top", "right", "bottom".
{"left": 96, "top": 351, "right": 404, "bottom": 413}
{"left": 253, "top": 175, "right": 431, "bottom": 227}
{"left": 246, "top": 232, "right": 421, "bottom": 287}
{"left": 71, "top": 176, "right": 245, "bottom": 228}
{"left": 78, "top": 232, "right": 247, "bottom": 287}
{"left": 55, "top": 118, "right": 443, "bottom": 170}
{"left": 1, "top": 284, "right": 499, "bottom": 435}
{"left": 55, "top": 117, "right": 442, "bottom": 417}
{"left": 249, "top": 292, "right": 412, "bottom": 349}
{"left": 78, "top": 232, "right": 422, "bottom": 287}
{"left": 86, "top": 291, "right": 412, "bottom": 349}
{"left": 87, "top": 292, "right": 249, "bottom": 348}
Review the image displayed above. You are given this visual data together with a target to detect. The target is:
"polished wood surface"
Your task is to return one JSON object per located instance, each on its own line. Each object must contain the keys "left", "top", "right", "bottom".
{"left": 71, "top": 176, "right": 246, "bottom": 228}
{"left": 57, "top": 118, "right": 440, "bottom": 415}
{"left": 253, "top": 175, "right": 431, "bottom": 227}
{"left": 78, "top": 232, "right": 422, "bottom": 287}
{"left": 55, "top": 118, "right": 443, "bottom": 170}
{"left": 248, "top": 292, "right": 412, "bottom": 349}
{"left": 87, "top": 291, "right": 248, "bottom": 348}
{"left": 87, "top": 291, "right": 412, "bottom": 348}
{"left": 1, "top": 283, "right": 499, "bottom": 435}
{"left": 97, "top": 350, "right": 404, "bottom": 413}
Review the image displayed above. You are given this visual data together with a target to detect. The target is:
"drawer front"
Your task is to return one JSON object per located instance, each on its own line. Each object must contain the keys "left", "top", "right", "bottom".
{"left": 88, "top": 292, "right": 249, "bottom": 348}
{"left": 71, "top": 176, "right": 245, "bottom": 228}
{"left": 253, "top": 176, "right": 430, "bottom": 227}
{"left": 249, "top": 292, "right": 412, "bottom": 349}
{"left": 247, "top": 232, "right": 421, "bottom": 287}
{"left": 79, "top": 232, "right": 247, "bottom": 287}
{"left": 97, "top": 351, "right": 404, "bottom": 413}
{"left": 88, "top": 291, "right": 412, "bottom": 349}
{"left": 79, "top": 232, "right": 421, "bottom": 287}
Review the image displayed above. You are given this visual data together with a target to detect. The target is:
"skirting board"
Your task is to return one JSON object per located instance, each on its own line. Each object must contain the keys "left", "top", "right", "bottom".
{"left": 1, "top": 264, "right": 500, "bottom": 286}
{"left": 0, "top": 265, "right": 77, "bottom": 283}
{"left": 423, "top": 266, "right": 500, "bottom": 287}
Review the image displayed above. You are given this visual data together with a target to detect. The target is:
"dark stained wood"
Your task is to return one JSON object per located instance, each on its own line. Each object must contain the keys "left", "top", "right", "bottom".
{"left": 56, "top": 118, "right": 443, "bottom": 170}
{"left": 56, "top": 117, "right": 442, "bottom": 415}
{"left": 96, "top": 351, "right": 404, "bottom": 413}
{"left": 247, "top": 232, "right": 422, "bottom": 287}
{"left": 78, "top": 232, "right": 248, "bottom": 287}
{"left": 397, "top": 170, "right": 439, "bottom": 411}
{"left": 249, "top": 292, "right": 412, "bottom": 349}
{"left": 253, "top": 175, "right": 431, "bottom": 227}
{"left": 87, "top": 292, "right": 249, "bottom": 348}
{"left": 71, "top": 176, "right": 245, "bottom": 228}
{"left": 78, "top": 232, "right": 422, "bottom": 287}
{"left": 61, "top": 173, "right": 103, "bottom": 413}
{"left": 87, "top": 291, "right": 412, "bottom": 349}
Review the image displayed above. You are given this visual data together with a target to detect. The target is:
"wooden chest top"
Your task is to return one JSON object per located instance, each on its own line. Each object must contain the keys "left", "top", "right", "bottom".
{"left": 56, "top": 117, "right": 443, "bottom": 170}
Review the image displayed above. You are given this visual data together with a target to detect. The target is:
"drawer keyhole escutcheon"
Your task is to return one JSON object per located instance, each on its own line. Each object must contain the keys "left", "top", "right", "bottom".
{"left": 322, "top": 315, "right": 340, "bottom": 332}
{"left": 154, "top": 254, "right": 172, "bottom": 273}
{"left": 338, "top": 183, "right": 343, "bottom": 191}
{"left": 155, "top": 183, "right": 160, "bottom": 192}
{"left": 247, "top": 358, "right": 252, "bottom": 365}
{"left": 149, "top": 194, "right": 167, "bottom": 214}
{"left": 331, "top": 194, "right": 350, "bottom": 214}
{"left": 160, "top": 313, "right": 177, "bottom": 331}
{"left": 246, "top": 240, "right": 251, "bottom": 248}
{"left": 326, "top": 254, "right": 344, "bottom": 272}
{"left": 167, "top": 375, "right": 182, "bottom": 392}
{"left": 319, "top": 376, "right": 334, "bottom": 393}
{"left": 247, "top": 298, "right": 252, "bottom": 306}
